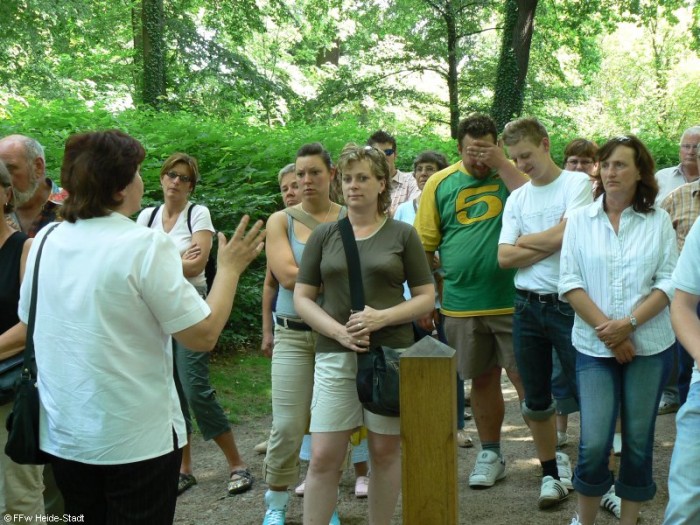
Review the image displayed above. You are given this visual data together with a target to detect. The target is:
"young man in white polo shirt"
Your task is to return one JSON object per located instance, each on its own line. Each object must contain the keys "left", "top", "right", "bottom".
{"left": 497, "top": 118, "right": 592, "bottom": 509}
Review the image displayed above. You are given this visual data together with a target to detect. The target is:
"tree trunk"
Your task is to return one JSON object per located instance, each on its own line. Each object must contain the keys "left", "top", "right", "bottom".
{"left": 490, "top": 0, "right": 538, "bottom": 131}
{"left": 142, "top": 0, "right": 165, "bottom": 108}
{"left": 131, "top": 3, "right": 143, "bottom": 104}
{"left": 445, "top": 2, "right": 460, "bottom": 139}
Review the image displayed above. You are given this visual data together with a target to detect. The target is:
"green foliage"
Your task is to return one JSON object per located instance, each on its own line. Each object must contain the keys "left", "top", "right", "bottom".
{"left": 208, "top": 350, "right": 272, "bottom": 422}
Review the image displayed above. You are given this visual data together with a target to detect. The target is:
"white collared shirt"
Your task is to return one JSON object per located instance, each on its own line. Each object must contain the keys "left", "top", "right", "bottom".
{"left": 559, "top": 198, "right": 677, "bottom": 357}
{"left": 655, "top": 164, "right": 687, "bottom": 204}
{"left": 19, "top": 214, "right": 210, "bottom": 464}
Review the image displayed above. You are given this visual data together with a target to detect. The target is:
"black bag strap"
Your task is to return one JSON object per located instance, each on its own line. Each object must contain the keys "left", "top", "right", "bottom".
{"left": 23, "top": 223, "right": 59, "bottom": 373}
{"left": 147, "top": 203, "right": 197, "bottom": 235}
{"left": 186, "top": 203, "right": 194, "bottom": 234}
{"left": 337, "top": 217, "right": 364, "bottom": 312}
{"left": 147, "top": 205, "right": 161, "bottom": 228}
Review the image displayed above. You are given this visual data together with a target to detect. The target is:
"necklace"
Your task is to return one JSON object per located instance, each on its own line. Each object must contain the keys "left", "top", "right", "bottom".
{"left": 301, "top": 202, "right": 334, "bottom": 222}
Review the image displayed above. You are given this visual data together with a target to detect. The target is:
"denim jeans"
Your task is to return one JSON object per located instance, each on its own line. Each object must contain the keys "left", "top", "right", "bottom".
{"left": 574, "top": 347, "right": 672, "bottom": 501}
{"left": 664, "top": 381, "right": 700, "bottom": 524}
{"left": 512, "top": 293, "right": 577, "bottom": 419}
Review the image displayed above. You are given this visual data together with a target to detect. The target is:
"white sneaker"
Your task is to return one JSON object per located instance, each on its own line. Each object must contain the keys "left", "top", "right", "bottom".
{"left": 294, "top": 478, "right": 305, "bottom": 497}
{"left": 457, "top": 429, "right": 474, "bottom": 448}
{"left": 538, "top": 475, "right": 570, "bottom": 509}
{"left": 600, "top": 486, "right": 621, "bottom": 518}
{"left": 556, "top": 451, "right": 573, "bottom": 492}
{"left": 469, "top": 450, "right": 506, "bottom": 488}
{"left": 568, "top": 515, "right": 582, "bottom": 525}
{"left": 557, "top": 431, "right": 569, "bottom": 448}
{"left": 613, "top": 432, "right": 622, "bottom": 456}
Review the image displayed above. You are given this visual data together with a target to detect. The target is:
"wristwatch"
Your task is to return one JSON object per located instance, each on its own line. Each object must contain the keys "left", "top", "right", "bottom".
{"left": 629, "top": 315, "right": 638, "bottom": 331}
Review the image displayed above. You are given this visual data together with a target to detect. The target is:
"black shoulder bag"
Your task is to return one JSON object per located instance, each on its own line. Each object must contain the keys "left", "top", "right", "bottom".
{"left": 5, "top": 223, "right": 59, "bottom": 465}
{"left": 337, "top": 217, "right": 401, "bottom": 417}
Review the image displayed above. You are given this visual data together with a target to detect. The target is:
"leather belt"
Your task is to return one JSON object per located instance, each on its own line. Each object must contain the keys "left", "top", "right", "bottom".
{"left": 276, "top": 316, "right": 312, "bottom": 331}
{"left": 516, "top": 289, "right": 559, "bottom": 304}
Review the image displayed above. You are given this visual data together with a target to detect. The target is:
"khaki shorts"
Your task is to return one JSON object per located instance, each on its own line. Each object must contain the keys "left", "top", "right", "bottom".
{"left": 443, "top": 314, "right": 516, "bottom": 380}
{"left": 309, "top": 351, "right": 400, "bottom": 436}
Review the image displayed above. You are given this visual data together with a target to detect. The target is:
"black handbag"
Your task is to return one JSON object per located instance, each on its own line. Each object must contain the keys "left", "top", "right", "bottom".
{"left": 4, "top": 223, "right": 58, "bottom": 465}
{"left": 337, "top": 217, "right": 401, "bottom": 417}
{"left": 0, "top": 354, "right": 24, "bottom": 405}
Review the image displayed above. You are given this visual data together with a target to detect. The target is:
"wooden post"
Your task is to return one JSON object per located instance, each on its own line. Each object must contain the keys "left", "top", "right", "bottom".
{"left": 400, "top": 336, "right": 458, "bottom": 525}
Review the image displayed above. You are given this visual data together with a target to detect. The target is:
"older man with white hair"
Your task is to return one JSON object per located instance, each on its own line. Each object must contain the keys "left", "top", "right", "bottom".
{"left": 656, "top": 126, "right": 700, "bottom": 415}
{"left": 0, "top": 134, "right": 67, "bottom": 237}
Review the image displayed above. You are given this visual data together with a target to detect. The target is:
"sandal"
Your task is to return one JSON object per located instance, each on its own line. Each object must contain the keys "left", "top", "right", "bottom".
{"left": 178, "top": 473, "right": 197, "bottom": 496}
{"left": 228, "top": 468, "right": 254, "bottom": 495}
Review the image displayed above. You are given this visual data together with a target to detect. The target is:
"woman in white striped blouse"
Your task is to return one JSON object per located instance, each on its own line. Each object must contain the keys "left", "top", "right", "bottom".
{"left": 559, "top": 135, "right": 678, "bottom": 525}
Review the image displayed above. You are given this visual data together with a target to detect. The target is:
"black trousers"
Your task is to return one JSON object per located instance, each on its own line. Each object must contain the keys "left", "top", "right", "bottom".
{"left": 50, "top": 432, "right": 182, "bottom": 525}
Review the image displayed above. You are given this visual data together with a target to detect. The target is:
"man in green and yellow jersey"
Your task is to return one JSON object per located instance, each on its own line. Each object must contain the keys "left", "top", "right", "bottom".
{"left": 414, "top": 113, "right": 528, "bottom": 489}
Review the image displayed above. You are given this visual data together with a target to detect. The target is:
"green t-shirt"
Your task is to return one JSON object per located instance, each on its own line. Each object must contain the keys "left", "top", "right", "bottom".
{"left": 414, "top": 161, "right": 516, "bottom": 316}
{"left": 297, "top": 218, "right": 433, "bottom": 352}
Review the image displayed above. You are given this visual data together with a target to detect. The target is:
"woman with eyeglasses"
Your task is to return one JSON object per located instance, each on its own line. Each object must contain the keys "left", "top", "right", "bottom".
{"left": 559, "top": 136, "right": 677, "bottom": 525}
{"left": 137, "top": 153, "right": 254, "bottom": 497}
{"left": 294, "top": 144, "right": 434, "bottom": 525}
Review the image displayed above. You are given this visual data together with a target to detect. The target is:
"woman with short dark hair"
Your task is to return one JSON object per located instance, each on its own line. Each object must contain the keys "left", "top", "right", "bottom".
{"left": 19, "top": 130, "right": 264, "bottom": 524}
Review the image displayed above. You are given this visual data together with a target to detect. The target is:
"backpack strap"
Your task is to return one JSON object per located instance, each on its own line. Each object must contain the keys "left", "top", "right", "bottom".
{"left": 146, "top": 205, "right": 161, "bottom": 228}
{"left": 186, "top": 203, "right": 195, "bottom": 234}
{"left": 283, "top": 206, "right": 321, "bottom": 230}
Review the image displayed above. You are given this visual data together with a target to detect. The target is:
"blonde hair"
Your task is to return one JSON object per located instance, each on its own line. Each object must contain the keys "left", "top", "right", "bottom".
{"left": 336, "top": 143, "right": 391, "bottom": 214}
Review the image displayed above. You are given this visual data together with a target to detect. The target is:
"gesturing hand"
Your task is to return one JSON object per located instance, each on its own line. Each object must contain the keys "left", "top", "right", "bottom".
{"left": 216, "top": 215, "right": 266, "bottom": 275}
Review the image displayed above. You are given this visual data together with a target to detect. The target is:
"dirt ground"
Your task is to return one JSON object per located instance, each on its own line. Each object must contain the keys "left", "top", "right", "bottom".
{"left": 174, "top": 374, "right": 678, "bottom": 525}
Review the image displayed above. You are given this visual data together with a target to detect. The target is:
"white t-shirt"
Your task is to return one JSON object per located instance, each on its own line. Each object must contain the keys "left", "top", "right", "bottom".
{"left": 499, "top": 170, "right": 592, "bottom": 294}
{"left": 672, "top": 217, "right": 700, "bottom": 385}
{"left": 19, "top": 214, "right": 211, "bottom": 465}
{"left": 393, "top": 198, "right": 419, "bottom": 301}
{"left": 137, "top": 203, "right": 215, "bottom": 289}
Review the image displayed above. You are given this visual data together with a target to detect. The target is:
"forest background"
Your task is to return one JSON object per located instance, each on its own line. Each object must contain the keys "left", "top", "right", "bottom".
{"left": 0, "top": 0, "right": 699, "bottom": 348}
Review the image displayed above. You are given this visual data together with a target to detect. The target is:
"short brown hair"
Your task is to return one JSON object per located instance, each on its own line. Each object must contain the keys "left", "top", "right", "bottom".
{"left": 337, "top": 143, "right": 391, "bottom": 214}
{"left": 60, "top": 130, "right": 146, "bottom": 222}
{"left": 160, "top": 152, "right": 200, "bottom": 193}
{"left": 457, "top": 114, "right": 497, "bottom": 146}
{"left": 564, "top": 139, "right": 598, "bottom": 162}
{"left": 594, "top": 135, "right": 657, "bottom": 213}
{"left": 502, "top": 117, "right": 549, "bottom": 147}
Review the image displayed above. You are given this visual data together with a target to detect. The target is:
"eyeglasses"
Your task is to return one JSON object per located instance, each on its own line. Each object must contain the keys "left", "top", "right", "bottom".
{"left": 383, "top": 148, "right": 395, "bottom": 157}
{"left": 681, "top": 144, "right": 699, "bottom": 152}
{"left": 165, "top": 171, "right": 193, "bottom": 183}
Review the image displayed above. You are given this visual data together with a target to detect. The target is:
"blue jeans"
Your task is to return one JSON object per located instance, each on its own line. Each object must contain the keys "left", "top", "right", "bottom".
{"left": 512, "top": 293, "right": 577, "bottom": 420}
{"left": 574, "top": 347, "right": 672, "bottom": 501}
{"left": 664, "top": 381, "right": 700, "bottom": 524}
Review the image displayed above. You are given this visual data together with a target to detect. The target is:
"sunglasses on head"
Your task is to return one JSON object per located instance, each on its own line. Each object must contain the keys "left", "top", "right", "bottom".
{"left": 165, "top": 171, "right": 193, "bottom": 183}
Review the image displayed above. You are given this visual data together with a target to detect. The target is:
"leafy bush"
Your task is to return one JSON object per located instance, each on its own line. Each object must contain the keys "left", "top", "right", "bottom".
{"left": 0, "top": 98, "right": 681, "bottom": 347}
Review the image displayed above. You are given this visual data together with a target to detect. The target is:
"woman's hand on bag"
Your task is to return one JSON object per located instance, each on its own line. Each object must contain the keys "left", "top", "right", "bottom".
{"left": 337, "top": 327, "right": 371, "bottom": 353}
{"left": 347, "top": 306, "right": 385, "bottom": 335}
{"left": 611, "top": 338, "right": 636, "bottom": 364}
{"left": 182, "top": 243, "right": 201, "bottom": 261}
{"left": 595, "top": 318, "right": 633, "bottom": 349}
